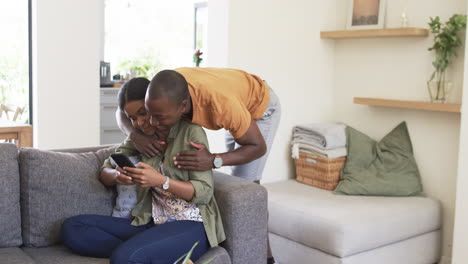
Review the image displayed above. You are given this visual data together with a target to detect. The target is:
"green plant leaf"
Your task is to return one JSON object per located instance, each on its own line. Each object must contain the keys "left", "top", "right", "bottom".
{"left": 428, "top": 14, "right": 467, "bottom": 74}
{"left": 174, "top": 241, "right": 199, "bottom": 264}
{"left": 174, "top": 253, "right": 188, "bottom": 264}
{"left": 173, "top": 241, "right": 214, "bottom": 264}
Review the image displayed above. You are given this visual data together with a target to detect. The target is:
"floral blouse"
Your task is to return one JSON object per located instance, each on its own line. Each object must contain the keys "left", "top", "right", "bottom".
{"left": 151, "top": 187, "right": 203, "bottom": 224}
{"left": 151, "top": 160, "right": 202, "bottom": 224}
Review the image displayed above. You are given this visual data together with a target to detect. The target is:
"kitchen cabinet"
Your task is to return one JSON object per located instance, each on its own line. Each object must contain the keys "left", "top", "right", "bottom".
{"left": 100, "top": 88, "right": 126, "bottom": 144}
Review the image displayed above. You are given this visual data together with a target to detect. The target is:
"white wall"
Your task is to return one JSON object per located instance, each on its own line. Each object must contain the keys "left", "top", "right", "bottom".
{"left": 452, "top": 3, "right": 468, "bottom": 263}
{"left": 32, "top": 0, "right": 101, "bottom": 149}
{"left": 332, "top": 0, "right": 465, "bottom": 262}
{"left": 203, "top": 0, "right": 230, "bottom": 159}
{"left": 223, "top": 0, "right": 337, "bottom": 183}
{"left": 206, "top": 0, "right": 229, "bottom": 68}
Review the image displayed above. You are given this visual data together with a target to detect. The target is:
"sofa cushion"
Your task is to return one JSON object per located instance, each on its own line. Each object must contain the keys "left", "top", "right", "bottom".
{"left": 265, "top": 180, "right": 441, "bottom": 257}
{"left": 0, "top": 248, "right": 35, "bottom": 264}
{"left": 269, "top": 231, "right": 441, "bottom": 264}
{"left": 22, "top": 245, "right": 231, "bottom": 264}
{"left": 19, "top": 146, "right": 116, "bottom": 247}
{"left": 334, "top": 122, "right": 423, "bottom": 196}
{"left": 23, "top": 245, "right": 107, "bottom": 264}
{"left": 0, "top": 143, "right": 22, "bottom": 247}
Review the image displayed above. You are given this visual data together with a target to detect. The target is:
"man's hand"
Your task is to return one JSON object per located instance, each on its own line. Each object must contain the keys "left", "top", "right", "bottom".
{"left": 117, "top": 108, "right": 166, "bottom": 158}
{"left": 130, "top": 132, "right": 166, "bottom": 158}
{"left": 173, "top": 142, "right": 214, "bottom": 171}
{"left": 124, "top": 162, "right": 165, "bottom": 188}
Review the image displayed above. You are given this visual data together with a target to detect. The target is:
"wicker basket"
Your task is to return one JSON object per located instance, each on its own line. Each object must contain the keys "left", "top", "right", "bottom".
{"left": 294, "top": 152, "right": 346, "bottom": 190}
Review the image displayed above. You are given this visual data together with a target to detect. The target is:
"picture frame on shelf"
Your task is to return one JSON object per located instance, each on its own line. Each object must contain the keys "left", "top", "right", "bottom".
{"left": 347, "top": 0, "right": 387, "bottom": 30}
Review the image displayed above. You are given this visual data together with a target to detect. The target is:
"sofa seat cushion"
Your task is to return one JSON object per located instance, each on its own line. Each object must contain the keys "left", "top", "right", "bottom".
{"left": 23, "top": 245, "right": 231, "bottom": 264}
{"left": 0, "top": 143, "right": 22, "bottom": 247}
{"left": 264, "top": 180, "right": 441, "bottom": 257}
{"left": 0, "top": 248, "right": 35, "bottom": 264}
{"left": 19, "top": 146, "right": 116, "bottom": 247}
{"left": 23, "top": 246, "right": 107, "bottom": 264}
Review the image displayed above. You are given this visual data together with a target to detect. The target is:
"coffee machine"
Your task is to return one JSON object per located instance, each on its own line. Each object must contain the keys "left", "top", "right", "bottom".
{"left": 100, "top": 61, "right": 113, "bottom": 87}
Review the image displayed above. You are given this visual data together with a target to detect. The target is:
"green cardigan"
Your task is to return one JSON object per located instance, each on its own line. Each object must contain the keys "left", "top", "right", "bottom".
{"left": 102, "top": 120, "right": 226, "bottom": 248}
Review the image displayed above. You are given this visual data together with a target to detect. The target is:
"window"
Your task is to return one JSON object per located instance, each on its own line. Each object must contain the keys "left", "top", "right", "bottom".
{"left": 104, "top": 0, "right": 205, "bottom": 80}
{"left": 0, "top": 1, "right": 31, "bottom": 123}
{"left": 194, "top": 2, "right": 208, "bottom": 63}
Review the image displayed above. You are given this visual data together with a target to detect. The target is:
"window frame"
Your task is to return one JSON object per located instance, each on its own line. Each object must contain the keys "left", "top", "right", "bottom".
{"left": 28, "top": 0, "right": 32, "bottom": 124}
{"left": 193, "top": 1, "right": 208, "bottom": 51}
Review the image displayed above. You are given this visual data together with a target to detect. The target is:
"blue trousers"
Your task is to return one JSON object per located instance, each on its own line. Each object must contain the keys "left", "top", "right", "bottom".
{"left": 61, "top": 214, "right": 209, "bottom": 264}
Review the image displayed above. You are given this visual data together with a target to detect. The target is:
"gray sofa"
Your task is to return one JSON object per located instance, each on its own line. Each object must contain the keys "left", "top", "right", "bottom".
{"left": 0, "top": 143, "right": 268, "bottom": 264}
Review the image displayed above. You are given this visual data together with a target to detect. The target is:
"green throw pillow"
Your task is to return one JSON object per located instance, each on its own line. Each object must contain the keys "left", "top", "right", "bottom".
{"left": 334, "top": 122, "right": 423, "bottom": 196}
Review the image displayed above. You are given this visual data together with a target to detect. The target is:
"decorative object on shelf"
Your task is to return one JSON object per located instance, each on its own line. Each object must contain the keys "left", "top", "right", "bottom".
{"left": 427, "top": 78, "right": 452, "bottom": 103}
{"left": 193, "top": 49, "right": 203, "bottom": 67}
{"left": 400, "top": 12, "right": 408, "bottom": 28}
{"left": 347, "top": 0, "right": 386, "bottom": 30}
{"left": 427, "top": 14, "right": 467, "bottom": 103}
{"left": 400, "top": 0, "right": 409, "bottom": 27}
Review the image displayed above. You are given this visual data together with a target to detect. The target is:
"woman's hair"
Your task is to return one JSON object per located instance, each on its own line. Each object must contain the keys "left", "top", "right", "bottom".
{"left": 117, "top": 77, "right": 151, "bottom": 110}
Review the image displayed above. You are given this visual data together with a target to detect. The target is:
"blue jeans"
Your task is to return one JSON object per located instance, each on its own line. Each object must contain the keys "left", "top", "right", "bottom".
{"left": 61, "top": 215, "right": 209, "bottom": 264}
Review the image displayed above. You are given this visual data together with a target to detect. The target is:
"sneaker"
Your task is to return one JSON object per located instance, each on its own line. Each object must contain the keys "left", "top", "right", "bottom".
{"left": 268, "top": 257, "right": 280, "bottom": 264}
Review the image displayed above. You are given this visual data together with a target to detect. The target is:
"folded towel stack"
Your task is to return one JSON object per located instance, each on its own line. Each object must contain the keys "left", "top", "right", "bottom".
{"left": 291, "top": 123, "right": 347, "bottom": 159}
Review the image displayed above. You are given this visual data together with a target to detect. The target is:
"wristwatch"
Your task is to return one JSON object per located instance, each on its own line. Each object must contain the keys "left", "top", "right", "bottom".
{"left": 162, "top": 176, "right": 170, "bottom": 190}
{"left": 213, "top": 154, "right": 223, "bottom": 169}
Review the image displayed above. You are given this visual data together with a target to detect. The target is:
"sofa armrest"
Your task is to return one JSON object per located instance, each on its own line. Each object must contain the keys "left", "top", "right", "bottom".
{"left": 213, "top": 171, "right": 268, "bottom": 264}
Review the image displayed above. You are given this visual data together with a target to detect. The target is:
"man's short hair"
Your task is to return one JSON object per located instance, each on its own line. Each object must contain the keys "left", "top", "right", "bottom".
{"left": 147, "top": 70, "right": 189, "bottom": 105}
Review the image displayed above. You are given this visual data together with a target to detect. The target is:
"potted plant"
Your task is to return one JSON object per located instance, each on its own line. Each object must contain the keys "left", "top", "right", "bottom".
{"left": 174, "top": 242, "right": 214, "bottom": 264}
{"left": 118, "top": 53, "right": 161, "bottom": 80}
{"left": 427, "top": 14, "right": 467, "bottom": 103}
{"left": 193, "top": 49, "right": 203, "bottom": 67}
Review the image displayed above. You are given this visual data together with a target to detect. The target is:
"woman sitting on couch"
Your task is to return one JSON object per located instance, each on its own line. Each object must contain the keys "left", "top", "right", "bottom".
{"left": 61, "top": 77, "right": 225, "bottom": 264}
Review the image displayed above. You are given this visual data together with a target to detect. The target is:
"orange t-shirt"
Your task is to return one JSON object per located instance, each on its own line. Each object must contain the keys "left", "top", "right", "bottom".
{"left": 175, "top": 67, "right": 270, "bottom": 139}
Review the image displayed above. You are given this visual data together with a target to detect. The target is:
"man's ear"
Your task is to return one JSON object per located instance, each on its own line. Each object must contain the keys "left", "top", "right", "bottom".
{"left": 180, "top": 99, "right": 188, "bottom": 112}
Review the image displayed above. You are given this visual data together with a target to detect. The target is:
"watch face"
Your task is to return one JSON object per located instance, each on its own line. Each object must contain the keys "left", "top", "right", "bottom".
{"left": 162, "top": 177, "right": 170, "bottom": 190}
{"left": 214, "top": 157, "right": 223, "bottom": 168}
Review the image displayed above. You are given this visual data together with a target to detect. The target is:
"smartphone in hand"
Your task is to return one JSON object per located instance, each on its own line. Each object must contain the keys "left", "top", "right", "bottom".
{"left": 110, "top": 153, "right": 136, "bottom": 168}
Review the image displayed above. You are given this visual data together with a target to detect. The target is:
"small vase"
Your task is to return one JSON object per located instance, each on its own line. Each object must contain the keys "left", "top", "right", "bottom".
{"left": 427, "top": 71, "right": 452, "bottom": 103}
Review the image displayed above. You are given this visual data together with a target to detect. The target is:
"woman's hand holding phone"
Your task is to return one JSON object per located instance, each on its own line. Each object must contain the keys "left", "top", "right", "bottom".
{"left": 114, "top": 166, "right": 134, "bottom": 185}
{"left": 124, "top": 162, "right": 165, "bottom": 188}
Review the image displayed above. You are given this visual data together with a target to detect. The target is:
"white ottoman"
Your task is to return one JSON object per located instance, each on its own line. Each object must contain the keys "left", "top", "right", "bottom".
{"left": 265, "top": 180, "right": 441, "bottom": 264}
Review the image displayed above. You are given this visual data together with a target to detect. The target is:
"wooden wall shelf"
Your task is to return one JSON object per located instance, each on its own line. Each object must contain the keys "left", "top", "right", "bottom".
{"left": 354, "top": 97, "right": 461, "bottom": 113}
{"left": 321, "top": 28, "right": 429, "bottom": 39}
